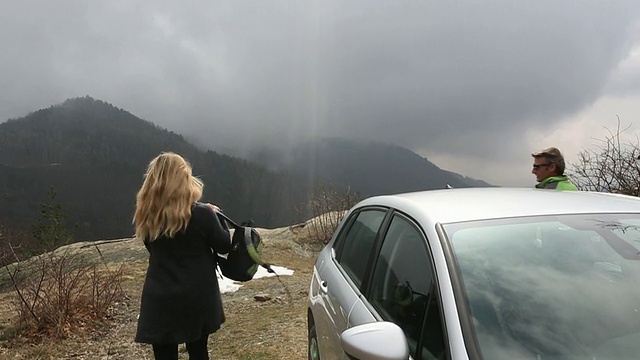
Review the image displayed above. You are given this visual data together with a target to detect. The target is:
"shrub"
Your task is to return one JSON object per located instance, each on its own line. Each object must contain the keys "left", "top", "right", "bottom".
{"left": 2, "top": 187, "right": 125, "bottom": 341}
{"left": 31, "top": 187, "right": 76, "bottom": 252}
{"left": 4, "top": 247, "right": 125, "bottom": 340}
{"left": 305, "top": 184, "right": 362, "bottom": 245}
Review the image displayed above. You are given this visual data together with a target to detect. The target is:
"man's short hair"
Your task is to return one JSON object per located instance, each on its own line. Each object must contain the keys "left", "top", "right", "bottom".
{"left": 532, "top": 146, "right": 566, "bottom": 175}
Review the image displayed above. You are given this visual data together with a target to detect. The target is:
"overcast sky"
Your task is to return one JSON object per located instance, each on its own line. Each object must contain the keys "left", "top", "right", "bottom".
{"left": 2, "top": 1, "right": 640, "bottom": 186}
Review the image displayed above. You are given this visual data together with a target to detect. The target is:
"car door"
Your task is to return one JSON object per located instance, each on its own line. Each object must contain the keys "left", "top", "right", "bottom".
{"left": 351, "top": 211, "right": 449, "bottom": 360}
{"left": 315, "top": 207, "right": 388, "bottom": 359}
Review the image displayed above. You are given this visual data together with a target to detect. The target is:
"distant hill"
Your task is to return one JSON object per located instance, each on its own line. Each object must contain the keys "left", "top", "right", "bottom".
{"left": 0, "top": 97, "right": 313, "bottom": 241}
{"left": 242, "top": 137, "right": 492, "bottom": 196}
{"left": 0, "top": 97, "right": 492, "bottom": 242}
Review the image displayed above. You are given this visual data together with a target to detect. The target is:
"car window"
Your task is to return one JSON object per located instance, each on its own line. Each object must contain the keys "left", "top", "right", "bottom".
{"left": 369, "top": 214, "right": 446, "bottom": 360}
{"left": 446, "top": 214, "right": 640, "bottom": 360}
{"left": 336, "top": 209, "right": 386, "bottom": 288}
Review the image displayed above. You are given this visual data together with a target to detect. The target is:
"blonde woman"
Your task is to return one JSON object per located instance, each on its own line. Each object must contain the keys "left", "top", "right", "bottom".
{"left": 134, "top": 152, "right": 232, "bottom": 360}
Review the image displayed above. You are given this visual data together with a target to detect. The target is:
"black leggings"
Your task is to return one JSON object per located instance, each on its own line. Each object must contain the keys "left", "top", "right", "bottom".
{"left": 152, "top": 335, "right": 210, "bottom": 360}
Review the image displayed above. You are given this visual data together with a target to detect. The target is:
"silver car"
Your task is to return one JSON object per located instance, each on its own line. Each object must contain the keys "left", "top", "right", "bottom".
{"left": 307, "top": 188, "right": 640, "bottom": 360}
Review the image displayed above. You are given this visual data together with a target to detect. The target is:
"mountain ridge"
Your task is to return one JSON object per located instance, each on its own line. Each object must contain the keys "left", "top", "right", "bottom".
{"left": 0, "top": 96, "right": 491, "bottom": 242}
{"left": 238, "top": 137, "right": 492, "bottom": 196}
{"left": 0, "top": 96, "right": 313, "bottom": 240}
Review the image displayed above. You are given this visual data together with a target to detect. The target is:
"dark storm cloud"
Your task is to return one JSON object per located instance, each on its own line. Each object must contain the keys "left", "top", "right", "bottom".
{"left": 1, "top": 1, "right": 640, "bottom": 174}
{"left": 314, "top": 2, "right": 640, "bottom": 153}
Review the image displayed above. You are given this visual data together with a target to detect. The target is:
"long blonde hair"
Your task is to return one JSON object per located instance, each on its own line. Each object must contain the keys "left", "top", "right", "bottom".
{"left": 133, "top": 152, "right": 203, "bottom": 241}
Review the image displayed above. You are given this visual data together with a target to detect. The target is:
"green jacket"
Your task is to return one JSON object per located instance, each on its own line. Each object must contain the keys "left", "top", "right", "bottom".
{"left": 535, "top": 176, "right": 577, "bottom": 191}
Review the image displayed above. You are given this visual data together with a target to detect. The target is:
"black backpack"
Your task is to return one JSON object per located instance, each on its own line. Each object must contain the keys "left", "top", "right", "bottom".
{"left": 216, "top": 213, "right": 274, "bottom": 282}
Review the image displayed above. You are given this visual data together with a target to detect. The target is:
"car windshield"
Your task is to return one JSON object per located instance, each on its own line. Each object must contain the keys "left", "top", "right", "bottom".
{"left": 445, "top": 213, "right": 640, "bottom": 360}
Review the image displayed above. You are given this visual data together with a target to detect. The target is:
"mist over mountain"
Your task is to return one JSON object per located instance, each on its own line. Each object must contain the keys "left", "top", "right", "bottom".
{"left": 0, "top": 96, "right": 491, "bottom": 242}
{"left": 0, "top": 97, "right": 313, "bottom": 240}
{"left": 239, "top": 138, "right": 492, "bottom": 196}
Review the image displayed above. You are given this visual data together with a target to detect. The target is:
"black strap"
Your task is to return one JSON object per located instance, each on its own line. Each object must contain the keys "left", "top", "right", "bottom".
{"left": 216, "top": 212, "right": 241, "bottom": 230}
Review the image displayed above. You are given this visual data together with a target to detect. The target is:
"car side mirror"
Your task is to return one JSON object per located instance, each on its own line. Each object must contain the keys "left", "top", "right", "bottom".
{"left": 340, "top": 321, "right": 409, "bottom": 360}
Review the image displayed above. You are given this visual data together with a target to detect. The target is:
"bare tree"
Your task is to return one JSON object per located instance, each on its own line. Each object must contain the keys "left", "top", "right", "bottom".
{"left": 305, "top": 183, "right": 362, "bottom": 245}
{"left": 569, "top": 117, "right": 640, "bottom": 195}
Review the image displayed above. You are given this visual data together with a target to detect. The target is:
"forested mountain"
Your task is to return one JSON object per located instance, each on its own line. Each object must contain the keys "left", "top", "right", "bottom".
{"left": 0, "top": 96, "right": 492, "bottom": 242}
{"left": 0, "top": 97, "right": 313, "bottom": 241}
{"left": 243, "top": 138, "right": 492, "bottom": 196}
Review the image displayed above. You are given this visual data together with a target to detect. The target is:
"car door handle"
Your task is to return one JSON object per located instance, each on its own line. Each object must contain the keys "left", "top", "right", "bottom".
{"left": 320, "top": 280, "right": 328, "bottom": 293}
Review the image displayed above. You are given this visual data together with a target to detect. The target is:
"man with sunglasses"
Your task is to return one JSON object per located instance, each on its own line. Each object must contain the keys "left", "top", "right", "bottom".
{"left": 531, "top": 147, "right": 577, "bottom": 190}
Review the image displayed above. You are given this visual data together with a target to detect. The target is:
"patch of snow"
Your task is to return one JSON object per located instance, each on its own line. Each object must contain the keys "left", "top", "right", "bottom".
{"left": 218, "top": 265, "right": 294, "bottom": 294}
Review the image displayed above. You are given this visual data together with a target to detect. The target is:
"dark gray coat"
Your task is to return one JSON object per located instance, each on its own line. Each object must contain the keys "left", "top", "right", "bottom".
{"left": 135, "top": 202, "right": 232, "bottom": 345}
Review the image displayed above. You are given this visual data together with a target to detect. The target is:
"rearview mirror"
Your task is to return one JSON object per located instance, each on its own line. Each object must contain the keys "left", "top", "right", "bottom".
{"left": 340, "top": 321, "right": 409, "bottom": 360}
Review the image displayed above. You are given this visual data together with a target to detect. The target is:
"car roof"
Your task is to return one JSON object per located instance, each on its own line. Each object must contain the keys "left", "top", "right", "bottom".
{"left": 357, "top": 187, "right": 640, "bottom": 224}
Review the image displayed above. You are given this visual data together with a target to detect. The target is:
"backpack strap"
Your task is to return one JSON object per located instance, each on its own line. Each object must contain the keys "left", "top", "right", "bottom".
{"left": 216, "top": 212, "right": 240, "bottom": 230}
{"left": 243, "top": 227, "right": 274, "bottom": 273}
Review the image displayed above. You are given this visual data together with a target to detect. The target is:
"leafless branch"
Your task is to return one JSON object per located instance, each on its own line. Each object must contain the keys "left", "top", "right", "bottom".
{"left": 569, "top": 116, "right": 640, "bottom": 196}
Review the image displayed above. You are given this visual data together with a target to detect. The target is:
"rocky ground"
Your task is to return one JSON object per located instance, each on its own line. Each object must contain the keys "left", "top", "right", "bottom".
{"left": 0, "top": 222, "right": 323, "bottom": 359}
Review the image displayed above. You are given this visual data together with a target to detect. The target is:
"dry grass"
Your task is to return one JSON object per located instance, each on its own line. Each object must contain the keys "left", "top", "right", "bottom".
{"left": 0, "top": 224, "right": 323, "bottom": 359}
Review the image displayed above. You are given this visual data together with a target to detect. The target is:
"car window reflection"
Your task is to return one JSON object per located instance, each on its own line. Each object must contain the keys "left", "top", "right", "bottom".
{"left": 337, "top": 209, "right": 386, "bottom": 288}
{"left": 446, "top": 215, "right": 640, "bottom": 359}
{"left": 370, "top": 215, "right": 446, "bottom": 359}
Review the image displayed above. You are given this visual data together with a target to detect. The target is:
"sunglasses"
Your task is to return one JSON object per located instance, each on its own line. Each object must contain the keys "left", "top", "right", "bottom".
{"left": 532, "top": 163, "right": 552, "bottom": 169}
